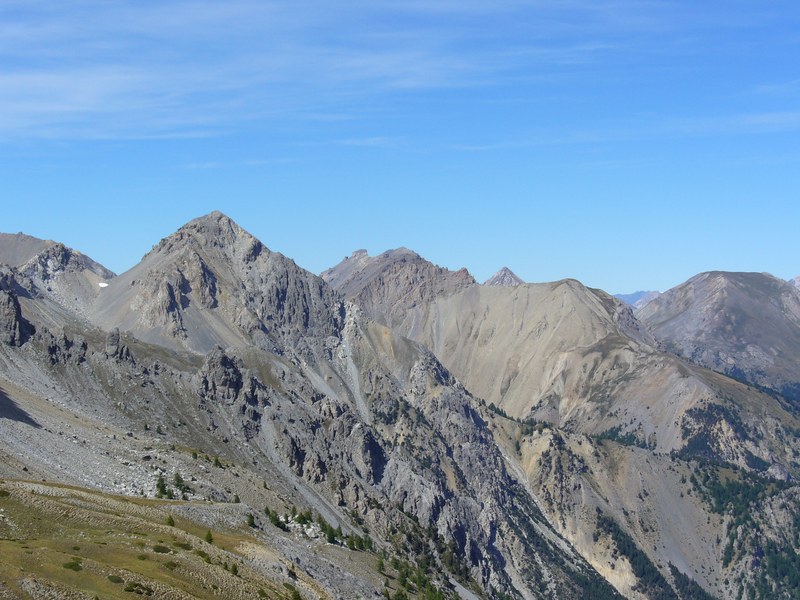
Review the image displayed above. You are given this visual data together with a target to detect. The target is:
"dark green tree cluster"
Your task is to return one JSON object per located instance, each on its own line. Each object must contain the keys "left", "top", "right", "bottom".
{"left": 593, "top": 425, "right": 652, "bottom": 449}
{"left": 595, "top": 512, "right": 678, "bottom": 600}
{"left": 753, "top": 539, "right": 800, "bottom": 598}
{"left": 316, "top": 515, "right": 343, "bottom": 544}
{"left": 692, "top": 466, "right": 788, "bottom": 521}
{"left": 155, "top": 471, "right": 191, "bottom": 500}
{"left": 264, "top": 506, "right": 287, "bottom": 531}
{"left": 668, "top": 564, "right": 719, "bottom": 600}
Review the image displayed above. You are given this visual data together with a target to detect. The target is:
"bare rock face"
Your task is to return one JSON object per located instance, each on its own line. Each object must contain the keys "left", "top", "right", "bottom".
{"left": 104, "top": 327, "right": 133, "bottom": 361}
{"left": 0, "top": 232, "right": 53, "bottom": 268}
{"left": 0, "top": 268, "right": 33, "bottom": 346}
{"left": 196, "top": 346, "right": 245, "bottom": 404}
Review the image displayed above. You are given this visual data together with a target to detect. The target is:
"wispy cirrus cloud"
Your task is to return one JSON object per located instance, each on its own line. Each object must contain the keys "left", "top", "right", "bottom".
{"left": 447, "top": 110, "right": 800, "bottom": 153}
{"left": 1, "top": 1, "right": 797, "bottom": 142}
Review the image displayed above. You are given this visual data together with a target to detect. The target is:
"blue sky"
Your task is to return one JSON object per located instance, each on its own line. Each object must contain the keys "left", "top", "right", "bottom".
{"left": 1, "top": 1, "right": 798, "bottom": 293}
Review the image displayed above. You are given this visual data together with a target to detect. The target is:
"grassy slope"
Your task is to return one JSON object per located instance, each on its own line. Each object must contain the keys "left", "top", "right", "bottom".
{"left": 0, "top": 480, "right": 304, "bottom": 600}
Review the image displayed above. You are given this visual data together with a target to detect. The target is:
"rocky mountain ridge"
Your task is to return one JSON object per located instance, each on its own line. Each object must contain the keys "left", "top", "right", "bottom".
{"left": 1, "top": 214, "right": 626, "bottom": 600}
{"left": 2, "top": 218, "right": 800, "bottom": 599}
{"left": 324, "top": 247, "right": 800, "bottom": 600}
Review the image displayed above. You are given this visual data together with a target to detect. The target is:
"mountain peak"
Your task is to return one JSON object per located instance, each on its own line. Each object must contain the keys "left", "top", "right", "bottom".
{"left": 149, "top": 211, "right": 263, "bottom": 263}
{"left": 484, "top": 267, "right": 524, "bottom": 287}
{"left": 178, "top": 210, "right": 242, "bottom": 239}
{"left": 637, "top": 270, "right": 800, "bottom": 395}
{"left": 92, "top": 212, "right": 344, "bottom": 354}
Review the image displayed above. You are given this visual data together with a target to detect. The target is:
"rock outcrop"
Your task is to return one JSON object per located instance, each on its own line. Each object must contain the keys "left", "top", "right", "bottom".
{"left": 0, "top": 289, "right": 30, "bottom": 346}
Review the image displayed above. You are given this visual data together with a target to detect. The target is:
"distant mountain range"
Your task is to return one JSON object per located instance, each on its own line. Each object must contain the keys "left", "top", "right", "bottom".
{"left": 2, "top": 214, "right": 800, "bottom": 599}
{"left": 614, "top": 290, "right": 661, "bottom": 309}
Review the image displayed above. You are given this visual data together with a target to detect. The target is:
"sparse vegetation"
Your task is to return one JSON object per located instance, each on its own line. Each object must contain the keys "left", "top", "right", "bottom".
{"left": 0, "top": 481, "right": 304, "bottom": 599}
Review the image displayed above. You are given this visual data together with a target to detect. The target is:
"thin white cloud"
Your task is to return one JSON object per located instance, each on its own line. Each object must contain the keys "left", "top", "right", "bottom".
{"left": 446, "top": 110, "right": 800, "bottom": 152}
{"left": 0, "top": 1, "right": 796, "bottom": 141}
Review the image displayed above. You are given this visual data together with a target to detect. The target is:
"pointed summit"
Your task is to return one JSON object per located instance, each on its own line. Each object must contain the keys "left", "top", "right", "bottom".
{"left": 484, "top": 267, "right": 524, "bottom": 287}
{"left": 91, "top": 212, "right": 342, "bottom": 354}
{"left": 150, "top": 211, "right": 262, "bottom": 261}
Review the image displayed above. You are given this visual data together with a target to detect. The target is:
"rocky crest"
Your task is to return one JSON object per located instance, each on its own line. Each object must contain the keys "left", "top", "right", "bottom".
{"left": 321, "top": 248, "right": 475, "bottom": 331}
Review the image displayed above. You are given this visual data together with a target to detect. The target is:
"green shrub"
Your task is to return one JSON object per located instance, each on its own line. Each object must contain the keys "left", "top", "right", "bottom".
{"left": 62, "top": 561, "right": 82, "bottom": 571}
{"left": 108, "top": 575, "right": 124, "bottom": 584}
{"left": 153, "top": 545, "right": 171, "bottom": 554}
{"left": 195, "top": 549, "right": 211, "bottom": 563}
{"left": 124, "top": 582, "right": 154, "bottom": 595}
